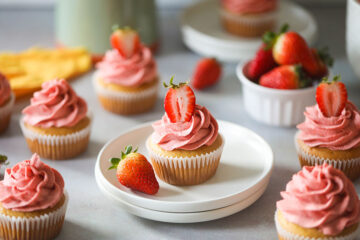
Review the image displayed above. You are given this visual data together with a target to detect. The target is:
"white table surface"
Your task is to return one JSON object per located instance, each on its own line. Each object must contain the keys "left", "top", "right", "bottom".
{"left": 0, "top": 4, "right": 359, "bottom": 240}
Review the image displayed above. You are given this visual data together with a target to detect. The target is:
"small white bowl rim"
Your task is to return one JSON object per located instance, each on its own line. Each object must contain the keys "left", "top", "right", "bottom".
{"left": 236, "top": 61, "right": 318, "bottom": 96}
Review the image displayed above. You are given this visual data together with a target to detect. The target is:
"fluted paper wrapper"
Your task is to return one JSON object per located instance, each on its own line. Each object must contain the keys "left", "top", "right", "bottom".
{"left": 92, "top": 73, "right": 158, "bottom": 115}
{"left": 0, "top": 192, "right": 68, "bottom": 240}
{"left": 0, "top": 93, "right": 15, "bottom": 133}
{"left": 20, "top": 115, "right": 92, "bottom": 160}
{"left": 220, "top": 8, "right": 277, "bottom": 37}
{"left": 295, "top": 137, "right": 360, "bottom": 181}
{"left": 275, "top": 210, "right": 360, "bottom": 240}
{"left": 146, "top": 137, "right": 224, "bottom": 186}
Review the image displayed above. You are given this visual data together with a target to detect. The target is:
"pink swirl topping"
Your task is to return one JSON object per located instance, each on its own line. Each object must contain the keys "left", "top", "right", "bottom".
{"left": 0, "top": 73, "right": 11, "bottom": 106}
{"left": 96, "top": 46, "right": 157, "bottom": 87}
{"left": 221, "top": 0, "right": 277, "bottom": 14}
{"left": 152, "top": 105, "right": 219, "bottom": 151}
{"left": 22, "top": 79, "right": 87, "bottom": 128}
{"left": 297, "top": 102, "right": 360, "bottom": 151}
{"left": 0, "top": 154, "right": 65, "bottom": 212}
{"left": 277, "top": 164, "right": 360, "bottom": 236}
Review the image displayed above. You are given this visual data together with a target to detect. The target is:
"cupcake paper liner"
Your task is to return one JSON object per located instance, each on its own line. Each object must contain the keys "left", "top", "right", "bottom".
{"left": 0, "top": 93, "right": 15, "bottom": 133}
{"left": 146, "top": 136, "right": 225, "bottom": 186}
{"left": 92, "top": 73, "right": 158, "bottom": 115}
{"left": 19, "top": 115, "right": 92, "bottom": 160}
{"left": 295, "top": 139, "right": 360, "bottom": 180}
{"left": 0, "top": 192, "right": 68, "bottom": 240}
{"left": 220, "top": 8, "right": 277, "bottom": 37}
{"left": 275, "top": 210, "right": 359, "bottom": 240}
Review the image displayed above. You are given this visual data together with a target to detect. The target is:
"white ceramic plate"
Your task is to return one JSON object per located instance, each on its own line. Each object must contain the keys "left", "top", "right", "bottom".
{"left": 96, "top": 175, "right": 268, "bottom": 223}
{"left": 95, "top": 120, "right": 274, "bottom": 213}
{"left": 181, "top": 0, "right": 318, "bottom": 62}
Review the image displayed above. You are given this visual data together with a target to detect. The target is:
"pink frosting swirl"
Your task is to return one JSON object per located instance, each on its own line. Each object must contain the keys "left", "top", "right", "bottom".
{"left": 221, "top": 0, "right": 277, "bottom": 14}
{"left": 0, "top": 154, "right": 65, "bottom": 212}
{"left": 277, "top": 164, "right": 360, "bottom": 236}
{"left": 0, "top": 73, "right": 11, "bottom": 106}
{"left": 22, "top": 79, "right": 87, "bottom": 128}
{"left": 297, "top": 102, "right": 360, "bottom": 151}
{"left": 152, "top": 105, "right": 219, "bottom": 151}
{"left": 96, "top": 46, "right": 157, "bottom": 87}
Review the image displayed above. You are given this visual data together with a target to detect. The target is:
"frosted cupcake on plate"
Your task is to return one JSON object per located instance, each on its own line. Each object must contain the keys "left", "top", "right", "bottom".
{"left": 0, "top": 153, "right": 68, "bottom": 240}
{"left": 0, "top": 73, "right": 15, "bottom": 134}
{"left": 220, "top": 0, "right": 278, "bottom": 37}
{"left": 146, "top": 78, "right": 224, "bottom": 186}
{"left": 296, "top": 76, "right": 360, "bottom": 180}
{"left": 93, "top": 26, "right": 158, "bottom": 115}
{"left": 20, "top": 79, "right": 91, "bottom": 160}
{"left": 275, "top": 164, "right": 360, "bottom": 240}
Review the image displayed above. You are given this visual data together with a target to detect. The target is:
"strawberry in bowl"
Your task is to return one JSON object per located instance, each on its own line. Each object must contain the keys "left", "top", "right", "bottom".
{"left": 237, "top": 24, "right": 333, "bottom": 127}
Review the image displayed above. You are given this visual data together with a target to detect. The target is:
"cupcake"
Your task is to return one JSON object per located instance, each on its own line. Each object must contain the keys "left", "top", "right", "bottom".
{"left": 93, "top": 27, "right": 158, "bottom": 115}
{"left": 0, "top": 153, "right": 68, "bottom": 240}
{"left": 20, "top": 79, "right": 91, "bottom": 160}
{"left": 0, "top": 73, "right": 15, "bottom": 134}
{"left": 275, "top": 164, "right": 360, "bottom": 240}
{"left": 296, "top": 76, "right": 360, "bottom": 180}
{"left": 146, "top": 79, "right": 224, "bottom": 186}
{"left": 220, "top": 0, "right": 278, "bottom": 37}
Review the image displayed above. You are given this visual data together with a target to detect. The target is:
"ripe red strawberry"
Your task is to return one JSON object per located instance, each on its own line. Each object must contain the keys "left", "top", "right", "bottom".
{"left": 310, "top": 48, "right": 333, "bottom": 79}
{"left": 191, "top": 58, "right": 222, "bottom": 90}
{"left": 263, "top": 24, "right": 331, "bottom": 78}
{"left": 109, "top": 146, "right": 159, "bottom": 195}
{"left": 259, "top": 65, "right": 308, "bottom": 90}
{"left": 247, "top": 43, "right": 277, "bottom": 81}
{"left": 164, "top": 77, "right": 196, "bottom": 122}
{"left": 316, "top": 76, "right": 348, "bottom": 117}
{"left": 110, "top": 26, "right": 141, "bottom": 58}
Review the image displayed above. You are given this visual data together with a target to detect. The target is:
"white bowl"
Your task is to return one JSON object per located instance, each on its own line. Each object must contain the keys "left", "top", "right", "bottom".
{"left": 346, "top": 0, "right": 360, "bottom": 79}
{"left": 236, "top": 62, "right": 317, "bottom": 127}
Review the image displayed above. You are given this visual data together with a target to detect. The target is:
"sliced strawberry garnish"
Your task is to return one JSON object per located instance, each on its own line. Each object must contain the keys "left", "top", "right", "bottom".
{"left": 110, "top": 26, "right": 141, "bottom": 58}
{"left": 164, "top": 77, "right": 196, "bottom": 123}
{"left": 316, "top": 76, "right": 348, "bottom": 117}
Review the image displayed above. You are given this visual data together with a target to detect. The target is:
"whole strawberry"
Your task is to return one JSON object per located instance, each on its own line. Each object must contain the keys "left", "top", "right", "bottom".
{"left": 109, "top": 146, "right": 159, "bottom": 195}
{"left": 263, "top": 24, "right": 332, "bottom": 79}
{"left": 110, "top": 25, "right": 141, "bottom": 58}
{"left": 310, "top": 47, "right": 333, "bottom": 79}
{"left": 247, "top": 43, "right": 277, "bottom": 81}
{"left": 259, "top": 65, "right": 309, "bottom": 90}
{"left": 191, "top": 58, "right": 222, "bottom": 90}
{"left": 164, "top": 77, "right": 196, "bottom": 122}
{"left": 316, "top": 76, "right": 347, "bottom": 117}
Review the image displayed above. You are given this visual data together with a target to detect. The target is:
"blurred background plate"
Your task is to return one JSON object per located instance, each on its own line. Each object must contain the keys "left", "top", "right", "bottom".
{"left": 181, "top": 0, "right": 318, "bottom": 62}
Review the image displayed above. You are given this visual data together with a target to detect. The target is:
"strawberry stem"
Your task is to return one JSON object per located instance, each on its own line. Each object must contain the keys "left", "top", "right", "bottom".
{"left": 321, "top": 75, "right": 341, "bottom": 84}
{"left": 163, "top": 76, "right": 188, "bottom": 89}
{"left": 317, "top": 47, "right": 333, "bottom": 67}
{"left": 108, "top": 145, "right": 138, "bottom": 170}
{"left": 263, "top": 23, "right": 289, "bottom": 50}
{"left": 0, "top": 155, "right": 8, "bottom": 165}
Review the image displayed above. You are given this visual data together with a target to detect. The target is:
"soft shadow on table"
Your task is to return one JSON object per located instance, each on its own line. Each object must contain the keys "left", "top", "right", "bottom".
{"left": 134, "top": 166, "right": 294, "bottom": 233}
{"left": 57, "top": 221, "right": 107, "bottom": 240}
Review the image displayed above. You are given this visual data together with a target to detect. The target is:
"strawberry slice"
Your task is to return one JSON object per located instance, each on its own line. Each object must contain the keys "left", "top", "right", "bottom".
{"left": 164, "top": 77, "right": 196, "bottom": 123}
{"left": 110, "top": 26, "right": 141, "bottom": 58}
{"left": 316, "top": 76, "right": 348, "bottom": 117}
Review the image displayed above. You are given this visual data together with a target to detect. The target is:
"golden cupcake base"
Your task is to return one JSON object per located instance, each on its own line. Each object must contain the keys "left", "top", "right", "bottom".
{"left": 146, "top": 135, "right": 224, "bottom": 186}
{"left": 93, "top": 76, "right": 158, "bottom": 115}
{"left": 296, "top": 139, "right": 360, "bottom": 181}
{"left": 0, "top": 193, "right": 68, "bottom": 240}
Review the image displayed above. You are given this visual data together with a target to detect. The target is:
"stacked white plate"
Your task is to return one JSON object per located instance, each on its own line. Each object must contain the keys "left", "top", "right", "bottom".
{"left": 181, "top": 0, "right": 318, "bottom": 62}
{"left": 95, "top": 120, "right": 274, "bottom": 223}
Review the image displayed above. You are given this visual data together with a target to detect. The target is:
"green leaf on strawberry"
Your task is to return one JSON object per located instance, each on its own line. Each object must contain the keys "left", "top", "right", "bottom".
{"left": 108, "top": 145, "right": 139, "bottom": 170}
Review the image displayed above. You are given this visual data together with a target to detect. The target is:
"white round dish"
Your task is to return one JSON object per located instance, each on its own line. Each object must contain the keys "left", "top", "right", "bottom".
{"left": 95, "top": 120, "right": 274, "bottom": 213}
{"left": 181, "top": 0, "right": 318, "bottom": 62}
{"left": 96, "top": 175, "right": 268, "bottom": 223}
{"left": 236, "top": 62, "right": 317, "bottom": 127}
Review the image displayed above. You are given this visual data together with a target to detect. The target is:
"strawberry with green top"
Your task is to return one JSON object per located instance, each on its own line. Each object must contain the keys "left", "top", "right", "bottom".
{"left": 109, "top": 146, "right": 159, "bottom": 195}
{"left": 263, "top": 24, "right": 332, "bottom": 79}
{"left": 163, "top": 77, "right": 196, "bottom": 123}
{"left": 259, "top": 65, "right": 309, "bottom": 90}
{"left": 0, "top": 155, "right": 8, "bottom": 166}
{"left": 316, "top": 76, "right": 348, "bottom": 117}
{"left": 110, "top": 25, "right": 141, "bottom": 58}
